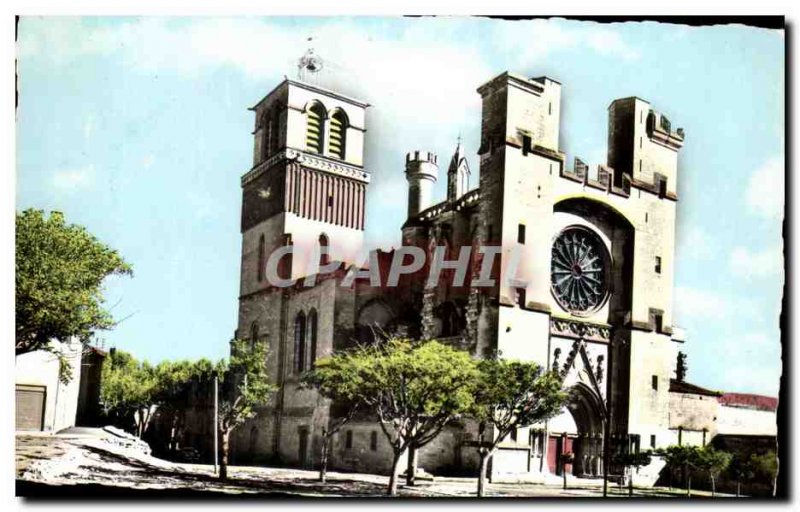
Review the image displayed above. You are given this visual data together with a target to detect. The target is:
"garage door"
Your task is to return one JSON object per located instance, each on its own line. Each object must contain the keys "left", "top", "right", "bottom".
{"left": 16, "top": 385, "right": 46, "bottom": 431}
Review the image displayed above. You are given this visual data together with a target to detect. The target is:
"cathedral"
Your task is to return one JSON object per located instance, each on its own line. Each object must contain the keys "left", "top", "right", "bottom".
{"left": 231, "top": 69, "right": 730, "bottom": 481}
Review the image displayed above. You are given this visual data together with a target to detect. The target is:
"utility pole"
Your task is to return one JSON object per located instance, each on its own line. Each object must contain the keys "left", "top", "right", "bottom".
{"left": 213, "top": 375, "right": 219, "bottom": 475}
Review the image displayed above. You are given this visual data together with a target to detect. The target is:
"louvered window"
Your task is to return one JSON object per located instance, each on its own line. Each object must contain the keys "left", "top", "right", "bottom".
{"left": 329, "top": 110, "right": 347, "bottom": 159}
{"left": 306, "top": 103, "right": 325, "bottom": 154}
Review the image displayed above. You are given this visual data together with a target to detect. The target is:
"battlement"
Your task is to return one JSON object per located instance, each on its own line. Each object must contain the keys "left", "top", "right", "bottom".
{"left": 406, "top": 151, "right": 438, "bottom": 165}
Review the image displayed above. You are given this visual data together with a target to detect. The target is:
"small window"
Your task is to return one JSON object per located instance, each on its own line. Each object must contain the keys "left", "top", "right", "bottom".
{"left": 658, "top": 178, "right": 667, "bottom": 198}
{"left": 345, "top": 430, "right": 353, "bottom": 450}
{"left": 654, "top": 314, "right": 663, "bottom": 333}
{"left": 522, "top": 135, "right": 531, "bottom": 155}
{"left": 548, "top": 102, "right": 552, "bottom": 115}
{"left": 651, "top": 375, "right": 658, "bottom": 391}
{"left": 639, "top": 137, "right": 642, "bottom": 149}
{"left": 517, "top": 223, "right": 526, "bottom": 244}
{"left": 645, "top": 212, "right": 648, "bottom": 223}
{"left": 510, "top": 428, "right": 518, "bottom": 443}
{"left": 650, "top": 435, "right": 656, "bottom": 449}
{"left": 639, "top": 159, "right": 642, "bottom": 173}
{"left": 370, "top": 431, "right": 378, "bottom": 451}
{"left": 516, "top": 288, "right": 526, "bottom": 308}
{"left": 257, "top": 234, "right": 266, "bottom": 282}
{"left": 655, "top": 256, "right": 662, "bottom": 274}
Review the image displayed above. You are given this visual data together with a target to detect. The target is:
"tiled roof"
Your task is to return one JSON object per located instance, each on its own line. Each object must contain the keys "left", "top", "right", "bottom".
{"left": 719, "top": 392, "right": 778, "bottom": 412}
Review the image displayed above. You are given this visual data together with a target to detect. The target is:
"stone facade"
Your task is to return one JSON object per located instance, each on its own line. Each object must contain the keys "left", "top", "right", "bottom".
{"left": 226, "top": 70, "right": 768, "bottom": 482}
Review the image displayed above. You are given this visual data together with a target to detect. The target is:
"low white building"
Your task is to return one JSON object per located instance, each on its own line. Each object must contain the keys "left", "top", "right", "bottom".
{"left": 15, "top": 338, "right": 83, "bottom": 432}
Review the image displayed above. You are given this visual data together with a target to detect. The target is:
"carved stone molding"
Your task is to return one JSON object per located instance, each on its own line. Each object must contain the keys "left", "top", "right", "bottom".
{"left": 242, "top": 148, "right": 371, "bottom": 186}
{"left": 550, "top": 318, "right": 610, "bottom": 343}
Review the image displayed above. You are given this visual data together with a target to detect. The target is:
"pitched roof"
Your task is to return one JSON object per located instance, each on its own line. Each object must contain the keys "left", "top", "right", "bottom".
{"left": 719, "top": 392, "right": 778, "bottom": 412}
{"left": 669, "top": 379, "right": 722, "bottom": 397}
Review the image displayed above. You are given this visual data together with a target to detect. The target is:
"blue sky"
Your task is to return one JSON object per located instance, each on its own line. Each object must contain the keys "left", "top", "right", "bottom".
{"left": 16, "top": 17, "right": 784, "bottom": 396}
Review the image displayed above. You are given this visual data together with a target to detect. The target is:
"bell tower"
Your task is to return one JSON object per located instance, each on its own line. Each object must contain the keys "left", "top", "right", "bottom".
{"left": 239, "top": 64, "right": 371, "bottom": 296}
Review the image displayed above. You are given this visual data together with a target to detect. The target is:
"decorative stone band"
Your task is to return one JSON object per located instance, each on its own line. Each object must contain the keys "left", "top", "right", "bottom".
{"left": 242, "top": 147, "right": 371, "bottom": 187}
{"left": 550, "top": 317, "right": 611, "bottom": 343}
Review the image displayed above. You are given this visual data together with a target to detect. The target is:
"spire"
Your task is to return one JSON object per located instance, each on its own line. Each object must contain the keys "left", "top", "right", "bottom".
{"left": 447, "top": 136, "right": 471, "bottom": 202}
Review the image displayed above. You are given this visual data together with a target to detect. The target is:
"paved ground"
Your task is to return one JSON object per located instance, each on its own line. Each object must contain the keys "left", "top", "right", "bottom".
{"left": 16, "top": 431, "right": 731, "bottom": 499}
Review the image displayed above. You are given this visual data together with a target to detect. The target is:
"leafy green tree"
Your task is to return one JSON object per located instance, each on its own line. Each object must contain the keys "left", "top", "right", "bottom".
{"left": 726, "top": 453, "right": 756, "bottom": 497}
{"left": 613, "top": 450, "right": 653, "bottom": 497}
{"left": 16, "top": 209, "right": 132, "bottom": 379}
{"left": 470, "top": 359, "right": 567, "bottom": 497}
{"left": 659, "top": 445, "right": 701, "bottom": 496}
{"left": 750, "top": 450, "right": 778, "bottom": 496}
{"left": 152, "top": 358, "right": 219, "bottom": 455}
{"left": 216, "top": 338, "right": 274, "bottom": 480}
{"left": 333, "top": 339, "right": 478, "bottom": 496}
{"left": 100, "top": 349, "right": 158, "bottom": 438}
{"left": 695, "top": 446, "right": 732, "bottom": 496}
{"left": 302, "top": 351, "right": 365, "bottom": 483}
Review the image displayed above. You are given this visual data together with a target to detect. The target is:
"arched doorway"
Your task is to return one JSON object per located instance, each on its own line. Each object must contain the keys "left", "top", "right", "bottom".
{"left": 547, "top": 383, "right": 605, "bottom": 478}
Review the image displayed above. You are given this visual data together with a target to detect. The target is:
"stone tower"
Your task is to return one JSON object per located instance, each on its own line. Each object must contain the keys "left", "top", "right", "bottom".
{"left": 239, "top": 79, "right": 371, "bottom": 294}
{"left": 474, "top": 71, "right": 684, "bottom": 474}
{"left": 405, "top": 151, "right": 439, "bottom": 217}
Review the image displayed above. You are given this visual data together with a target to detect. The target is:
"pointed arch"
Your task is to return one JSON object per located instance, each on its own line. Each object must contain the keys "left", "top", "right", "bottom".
{"left": 257, "top": 233, "right": 266, "bottom": 282}
{"left": 307, "top": 309, "right": 318, "bottom": 367}
{"left": 305, "top": 101, "right": 326, "bottom": 155}
{"left": 318, "top": 233, "right": 330, "bottom": 266}
{"left": 294, "top": 311, "right": 307, "bottom": 374}
{"left": 329, "top": 108, "right": 348, "bottom": 159}
{"left": 250, "top": 322, "right": 259, "bottom": 350}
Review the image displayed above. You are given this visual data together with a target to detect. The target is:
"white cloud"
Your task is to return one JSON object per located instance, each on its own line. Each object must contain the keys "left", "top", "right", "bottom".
{"left": 714, "top": 332, "right": 782, "bottom": 396}
{"left": 51, "top": 165, "right": 95, "bottom": 191}
{"left": 674, "top": 285, "right": 731, "bottom": 321}
{"left": 746, "top": 156, "right": 784, "bottom": 220}
{"left": 493, "top": 20, "right": 640, "bottom": 64}
{"left": 730, "top": 244, "right": 784, "bottom": 280}
{"left": 678, "top": 226, "right": 713, "bottom": 260}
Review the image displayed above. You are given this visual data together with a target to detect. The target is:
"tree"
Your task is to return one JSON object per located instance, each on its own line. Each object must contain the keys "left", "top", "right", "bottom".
{"left": 302, "top": 352, "right": 364, "bottom": 483}
{"left": 726, "top": 453, "right": 755, "bottom": 497}
{"left": 16, "top": 209, "right": 132, "bottom": 378}
{"left": 470, "top": 358, "right": 567, "bottom": 497}
{"left": 659, "top": 445, "right": 700, "bottom": 496}
{"left": 560, "top": 452, "right": 574, "bottom": 490}
{"left": 100, "top": 349, "right": 158, "bottom": 438}
{"left": 695, "top": 446, "right": 732, "bottom": 496}
{"left": 749, "top": 450, "right": 778, "bottom": 496}
{"left": 338, "top": 339, "right": 478, "bottom": 496}
{"left": 152, "top": 358, "right": 219, "bottom": 455}
{"left": 216, "top": 338, "right": 274, "bottom": 480}
{"left": 613, "top": 451, "right": 653, "bottom": 497}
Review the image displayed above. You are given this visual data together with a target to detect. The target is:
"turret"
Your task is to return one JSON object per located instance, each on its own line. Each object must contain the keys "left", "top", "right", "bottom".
{"left": 607, "top": 97, "right": 684, "bottom": 195}
{"left": 447, "top": 139, "right": 471, "bottom": 202}
{"left": 405, "top": 151, "right": 439, "bottom": 217}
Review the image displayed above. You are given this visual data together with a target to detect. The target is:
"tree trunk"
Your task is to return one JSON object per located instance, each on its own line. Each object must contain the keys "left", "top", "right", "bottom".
{"left": 710, "top": 473, "right": 716, "bottom": 497}
{"left": 687, "top": 473, "right": 692, "bottom": 497}
{"left": 406, "top": 445, "right": 418, "bottom": 486}
{"left": 387, "top": 449, "right": 404, "bottom": 496}
{"left": 319, "top": 432, "right": 331, "bottom": 483}
{"left": 477, "top": 450, "right": 491, "bottom": 498}
{"left": 563, "top": 467, "right": 568, "bottom": 490}
{"left": 736, "top": 479, "right": 741, "bottom": 497}
{"left": 630, "top": 467, "right": 636, "bottom": 497}
{"left": 219, "top": 431, "right": 230, "bottom": 481}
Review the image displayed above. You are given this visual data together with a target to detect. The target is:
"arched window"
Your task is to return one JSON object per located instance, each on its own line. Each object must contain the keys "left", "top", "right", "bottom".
{"left": 307, "top": 309, "right": 318, "bottom": 367}
{"left": 257, "top": 234, "right": 265, "bottom": 282}
{"left": 329, "top": 109, "right": 348, "bottom": 159}
{"left": 305, "top": 102, "right": 326, "bottom": 155}
{"left": 318, "top": 233, "right": 330, "bottom": 266}
{"left": 250, "top": 322, "right": 259, "bottom": 350}
{"left": 269, "top": 108, "right": 280, "bottom": 154}
{"left": 294, "top": 312, "right": 306, "bottom": 374}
